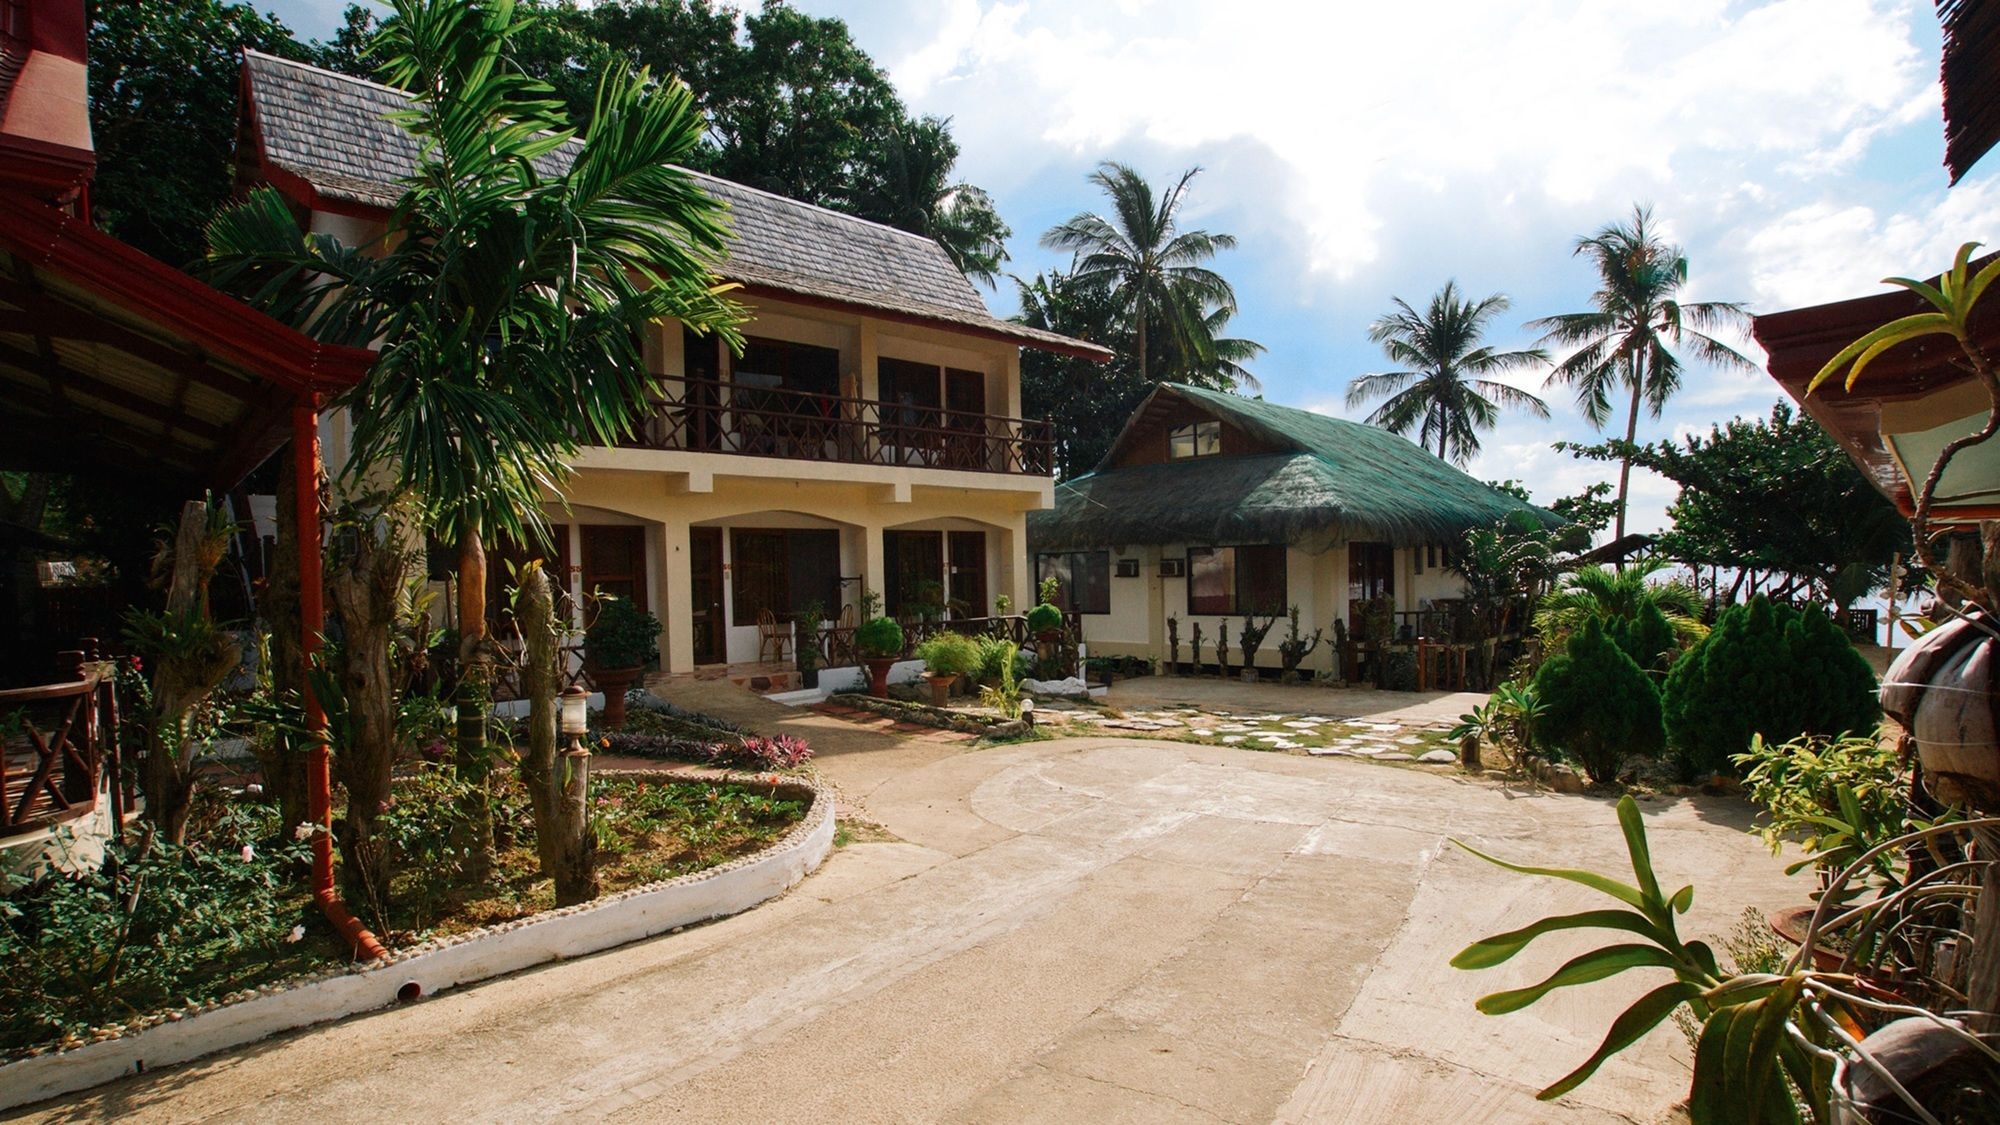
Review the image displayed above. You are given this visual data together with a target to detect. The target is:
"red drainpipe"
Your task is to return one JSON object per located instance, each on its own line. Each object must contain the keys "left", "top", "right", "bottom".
{"left": 294, "top": 398, "right": 388, "bottom": 961}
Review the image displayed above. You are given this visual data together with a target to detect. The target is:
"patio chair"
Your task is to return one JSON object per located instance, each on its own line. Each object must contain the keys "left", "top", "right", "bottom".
{"left": 756, "top": 607, "right": 791, "bottom": 664}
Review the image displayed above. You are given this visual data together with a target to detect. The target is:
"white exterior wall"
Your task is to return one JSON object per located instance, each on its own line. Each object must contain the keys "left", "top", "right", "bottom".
{"left": 1074, "top": 541, "right": 1471, "bottom": 674}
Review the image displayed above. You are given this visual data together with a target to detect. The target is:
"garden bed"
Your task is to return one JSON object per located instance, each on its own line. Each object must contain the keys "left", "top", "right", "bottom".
{"left": 828, "top": 692, "right": 1027, "bottom": 737}
{"left": 1, "top": 768, "right": 817, "bottom": 1064}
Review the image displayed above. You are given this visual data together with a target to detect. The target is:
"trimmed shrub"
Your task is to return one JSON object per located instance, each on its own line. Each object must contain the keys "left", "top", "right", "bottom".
{"left": 1026, "top": 602, "right": 1064, "bottom": 634}
{"left": 1662, "top": 597, "right": 1879, "bottom": 779}
{"left": 1606, "top": 599, "right": 1677, "bottom": 676}
{"left": 1530, "top": 617, "right": 1664, "bottom": 784}
{"left": 914, "top": 631, "right": 982, "bottom": 677}
{"left": 853, "top": 616, "right": 905, "bottom": 658}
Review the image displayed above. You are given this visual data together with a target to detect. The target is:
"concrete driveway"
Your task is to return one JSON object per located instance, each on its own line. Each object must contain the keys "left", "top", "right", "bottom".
{"left": 17, "top": 698, "right": 1797, "bottom": 1123}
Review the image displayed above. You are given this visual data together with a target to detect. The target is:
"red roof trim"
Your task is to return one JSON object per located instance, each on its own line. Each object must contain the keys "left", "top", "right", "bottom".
{"left": 0, "top": 191, "right": 373, "bottom": 396}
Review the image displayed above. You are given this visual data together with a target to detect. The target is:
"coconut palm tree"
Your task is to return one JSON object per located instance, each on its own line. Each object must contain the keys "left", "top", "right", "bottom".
{"left": 1530, "top": 205, "right": 1753, "bottom": 539}
{"left": 203, "top": 0, "right": 742, "bottom": 879}
{"left": 848, "top": 116, "right": 1010, "bottom": 287}
{"left": 1041, "top": 163, "right": 1237, "bottom": 384}
{"left": 1345, "top": 282, "right": 1549, "bottom": 464}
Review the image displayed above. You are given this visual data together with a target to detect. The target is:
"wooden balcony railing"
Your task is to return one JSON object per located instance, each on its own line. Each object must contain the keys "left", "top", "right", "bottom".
{"left": 2, "top": 665, "right": 122, "bottom": 839}
{"left": 618, "top": 376, "right": 1054, "bottom": 477}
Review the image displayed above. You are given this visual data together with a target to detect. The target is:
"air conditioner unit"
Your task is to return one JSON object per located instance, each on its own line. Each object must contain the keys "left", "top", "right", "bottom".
{"left": 1159, "top": 558, "right": 1186, "bottom": 577}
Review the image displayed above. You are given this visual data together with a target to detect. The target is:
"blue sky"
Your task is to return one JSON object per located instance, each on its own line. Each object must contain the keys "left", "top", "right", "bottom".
{"left": 257, "top": 1, "right": 1997, "bottom": 534}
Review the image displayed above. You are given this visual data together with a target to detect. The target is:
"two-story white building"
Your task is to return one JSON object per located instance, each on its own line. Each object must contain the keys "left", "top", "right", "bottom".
{"left": 235, "top": 52, "right": 1108, "bottom": 681}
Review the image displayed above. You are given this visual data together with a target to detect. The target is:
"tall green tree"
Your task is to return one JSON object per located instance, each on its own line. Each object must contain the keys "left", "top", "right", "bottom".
{"left": 1559, "top": 402, "right": 1909, "bottom": 606}
{"left": 1041, "top": 163, "right": 1240, "bottom": 385}
{"left": 1016, "top": 267, "right": 1136, "bottom": 478}
{"left": 846, "top": 116, "right": 1010, "bottom": 287}
{"left": 202, "top": 0, "right": 742, "bottom": 883}
{"left": 1530, "top": 205, "right": 1753, "bottom": 539}
{"left": 83, "top": 0, "right": 317, "bottom": 264}
{"left": 1345, "top": 282, "right": 1548, "bottom": 464}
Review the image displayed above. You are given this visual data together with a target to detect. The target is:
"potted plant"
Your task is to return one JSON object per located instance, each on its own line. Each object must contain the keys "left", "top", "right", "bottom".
{"left": 1027, "top": 600, "right": 1064, "bottom": 650}
{"left": 914, "top": 632, "right": 981, "bottom": 707}
{"left": 853, "top": 616, "right": 905, "bottom": 698}
{"left": 584, "top": 596, "right": 659, "bottom": 730}
{"left": 795, "top": 599, "right": 825, "bottom": 690}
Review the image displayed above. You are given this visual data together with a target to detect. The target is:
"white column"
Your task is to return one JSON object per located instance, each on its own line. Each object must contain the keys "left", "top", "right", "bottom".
{"left": 659, "top": 517, "right": 694, "bottom": 673}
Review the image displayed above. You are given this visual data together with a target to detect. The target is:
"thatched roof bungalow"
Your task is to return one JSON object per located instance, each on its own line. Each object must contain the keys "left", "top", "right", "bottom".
{"left": 1026, "top": 384, "right": 1553, "bottom": 676}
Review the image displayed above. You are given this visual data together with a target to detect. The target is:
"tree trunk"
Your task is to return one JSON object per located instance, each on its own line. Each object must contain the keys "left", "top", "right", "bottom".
{"left": 1615, "top": 356, "right": 1644, "bottom": 543}
{"left": 518, "top": 564, "right": 597, "bottom": 906}
{"left": 326, "top": 517, "right": 409, "bottom": 921}
{"left": 454, "top": 526, "right": 496, "bottom": 880}
{"left": 256, "top": 454, "right": 313, "bottom": 837}
{"left": 1134, "top": 286, "right": 1148, "bottom": 383}
{"left": 144, "top": 499, "right": 237, "bottom": 844}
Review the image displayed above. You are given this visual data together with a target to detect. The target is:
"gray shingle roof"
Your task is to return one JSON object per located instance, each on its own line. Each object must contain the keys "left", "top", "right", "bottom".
{"left": 239, "top": 50, "right": 1107, "bottom": 358}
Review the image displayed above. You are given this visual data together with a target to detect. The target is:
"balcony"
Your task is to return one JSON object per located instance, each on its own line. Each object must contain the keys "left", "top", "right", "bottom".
{"left": 617, "top": 376, "right": 1053, "bottom": 477}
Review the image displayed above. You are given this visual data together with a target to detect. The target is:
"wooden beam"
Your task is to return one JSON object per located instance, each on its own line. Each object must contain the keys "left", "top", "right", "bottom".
{"left": 0, "top": 300, "right": 257, "bottom": 401}
{"left": 0, "top": 340, "right": 228, "bottom": 441}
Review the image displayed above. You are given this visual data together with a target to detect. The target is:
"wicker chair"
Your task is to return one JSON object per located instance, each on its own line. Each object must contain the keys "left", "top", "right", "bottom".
{"left": 756, "top": 607, "right": 791, "bottom": 663}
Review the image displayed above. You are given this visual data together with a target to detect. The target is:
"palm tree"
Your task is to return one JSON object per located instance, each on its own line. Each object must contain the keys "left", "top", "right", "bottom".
{"left": 1041, "top": 163, "right": 1237, "bottom": 384}
{"left": 848, "top": 116, "right": 1010, "bottom": 287}
{"left": 1530, "top": 205, "right": 1753, "bottom": 539}
{"left": 203, "top": 0, "right": 742, "bottom": 880}
{"left": 1345, "top": 282, "right": 1549, "bottom": 464}
{"left": 1533, "top": 564, "right": 1707, "bottom": 656}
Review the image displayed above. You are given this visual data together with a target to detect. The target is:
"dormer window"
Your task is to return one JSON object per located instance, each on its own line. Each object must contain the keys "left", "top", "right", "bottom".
{"left": 1169, "top": 420, "right": 1221, "bottom": 459}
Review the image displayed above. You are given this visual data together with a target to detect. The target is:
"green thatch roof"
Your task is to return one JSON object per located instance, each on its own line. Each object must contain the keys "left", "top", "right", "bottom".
{"left": 1030, "top": 384, "right": 1558, "bottom": 551}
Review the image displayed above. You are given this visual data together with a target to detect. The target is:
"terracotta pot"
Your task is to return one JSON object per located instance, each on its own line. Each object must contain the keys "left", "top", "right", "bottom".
{"left": 864, "top": 656, "right": 898, "bottom": 698}
{"left": 1881, "top": 613, "right": 2000, "bottom": 810}
{"left": 591, "top": 665, "right": 642, "bottom": 731}
{"left": 926, "top": 672, "right": 957, "bottom": 708}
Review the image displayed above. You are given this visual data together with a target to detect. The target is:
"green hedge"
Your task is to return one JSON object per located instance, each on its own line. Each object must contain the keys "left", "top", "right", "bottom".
{"left": 1662, "top": 597, "right": 1879, "bottom": 778}
{"left": 1530, "top": 617, "right": 1664, "bottom": 784}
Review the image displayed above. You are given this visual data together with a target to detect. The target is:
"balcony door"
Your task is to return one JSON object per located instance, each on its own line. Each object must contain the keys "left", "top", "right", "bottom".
{"left": 943, "top": 369, "right": 988, "bottom": 470}
{"left": 879, "top": 358, "right": 943, "bottom": 465}
{"left": 947, "top": 530, "right": 987, "bottom": 617}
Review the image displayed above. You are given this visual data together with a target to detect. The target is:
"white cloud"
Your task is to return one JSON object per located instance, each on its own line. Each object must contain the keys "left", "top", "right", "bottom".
{"left": 1740, "top": 177, "right": 2000, "bottom": 309}
{"left": 889, "top": 0, "right": 1933, "bottom": 279}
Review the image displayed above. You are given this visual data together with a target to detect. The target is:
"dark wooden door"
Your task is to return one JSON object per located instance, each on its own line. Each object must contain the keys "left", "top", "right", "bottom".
{"left": 690, "top": 527, "right": 724, "bottom": 664}
{"left": 884, "top": 530, "right": 945, "bottom": 618}
{"left": 948, "top": 530, "right": 987, "bottom": 617}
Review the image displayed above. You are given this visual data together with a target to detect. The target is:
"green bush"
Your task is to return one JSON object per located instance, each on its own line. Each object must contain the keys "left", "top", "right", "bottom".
{"left": 1530, "top": 617, "right": 1663, "bottom": 784}
{"left": 853, "top": 616, "right": 905, "bottom": 659}
{"left": 1606, "top": 599, "right": 1676, "bottom": 676}
{"left": 1662, "top": 597, "right": 1879, "bottom": 779}
{"left": 1026, "top": 602, "right": 1064, "bottom": 633}
{"left": 974, "top": 635, "right": 1015, "bottom": 683}
{"left": 914, "top": 632, "right": 982, "bottom": 677}
{"left": 585, "top": 596, "right": 660, "bottom": 668}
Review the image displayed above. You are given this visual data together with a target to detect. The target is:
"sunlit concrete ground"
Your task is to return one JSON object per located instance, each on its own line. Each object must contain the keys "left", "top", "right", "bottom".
{"left": 18, "top": 682, "right": 1796, "bottom": 1124}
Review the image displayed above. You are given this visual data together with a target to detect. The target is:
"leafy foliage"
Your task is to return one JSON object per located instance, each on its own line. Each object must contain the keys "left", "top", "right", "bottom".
{"left": 853, "top": 616, "right": 905, "bottom": 658}
{"left": 693, "top": 734, "right": 814, "bottom": 771}
{"left": 84, "top": 0, "right": 332, "bottom": 265}
{"left": 1530, "top": 617, "right": 1664, "bottom": 783}
{"left": 1734, "top": 731, "right": 1915, "bottom": 889}
{"left": 1026, "top": 603, "right": 1065, "bottom": 634}
{"left": 914, "top": 632, "right": 983, "bottom": 678}
{"left": 1662, "top": 597, "right": 1881, "bottom": 779}
{"left": 1560, "top": 403, "right": 1907, "bottom": 604}
{"left": 202, "top": 0, "right": 743, "bottom": 548}
{"left": 1448, "top": 679, "right": 1547, "bottom": 771}
{"left": 978, "top": 641, "right": 1024, "bottom": 718}
{"left": 1453, "top": 796, "right": 1841, "bottom": 1122}
{"left": 584, "top": 596, "right": 661, "bottom": 669}
{"left": 1605, "top": 599, "right": 1679, "bottom": 676}
{"left": 2, "top": 802, "right": 313, "bottom": 1053}
{"left": 1346, "top": 282, "right": 1549, "bottom": 464}
{"left": 1534, "top": 565, "right": 1706, "bottom": 660}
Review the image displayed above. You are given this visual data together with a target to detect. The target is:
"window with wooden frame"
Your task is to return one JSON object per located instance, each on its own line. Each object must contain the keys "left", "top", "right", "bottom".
{"left": 1035, "top": 551, "right": 1111, "bottom": 614}
{"left": 730, "top": 529, "right": 840, "bottom": 621}
{"left": 1186, "top": 545, "right": 1286, "bottom": 616}
{"left": 1168, "top": 419, "right": 1222, "bottom": 459}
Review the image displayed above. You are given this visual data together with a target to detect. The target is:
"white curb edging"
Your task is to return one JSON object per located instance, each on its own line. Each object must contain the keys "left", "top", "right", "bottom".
{"left": 0, "top": 771, "right": 834, "bottom": 1112}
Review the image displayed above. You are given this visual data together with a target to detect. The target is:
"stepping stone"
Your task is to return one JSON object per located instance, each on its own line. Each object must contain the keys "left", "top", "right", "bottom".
{"left": 1419, "top": 749, "right": 1459, "bottom": 764}
{"left": 1221, "top": 735, "right": 1245, "bottom": 743}
{"left": 1282, "top": 720, "right": 1319, "bottom": 730}
{"left": 1308, "top": 746, "right": 1356, "bottom": 756}
{"left": 1375, "top": 752, "right": 1415, "bottom": 761}
{"left": 1397, "top": 736, "right": 1425, "bottom": 745}
{"left": 1192, "top": 729, "right": 1215, "bottom": 737}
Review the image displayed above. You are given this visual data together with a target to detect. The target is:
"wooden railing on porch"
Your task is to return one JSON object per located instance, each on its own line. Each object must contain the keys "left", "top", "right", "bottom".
{"left": 618, "top": 375, "right": 1054, "bottom": 477}
{"left": 807, "top": 612, "right": 1082, "bottom": 667}
{"left": 1, "top": 663, "right": 123, "bottom": 839}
